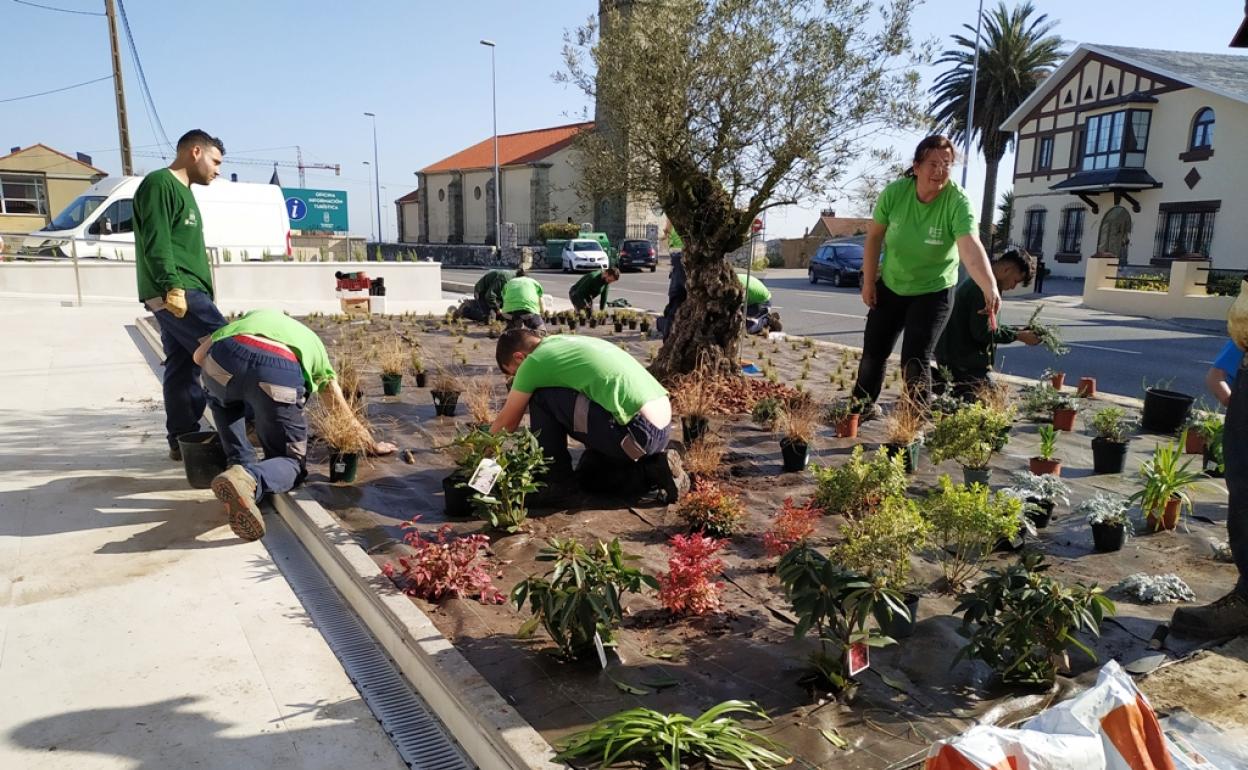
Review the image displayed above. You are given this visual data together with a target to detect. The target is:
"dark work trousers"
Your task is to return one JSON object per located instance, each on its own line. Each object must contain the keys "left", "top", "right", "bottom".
{"left": 852, "top": 281, "right": 954, "bottom": 405}
{"left": 503, "top": 311, "right": 545, "bottom": 332}
{"left": 201, "top": 337, "right": 309, "bottom": 501}
{"left": 745, "top": 302, "right": 772, "bottom": 335}
{"left": 457, "top": 298, "right": 491, "bottom": 323}
{"left": 1225, "top": 357, "right": 1248, "bottom": 598}
{"left": 527, "top": 387, "right": 671, "bottom": 475}
{"left": 148, "top": 289, "right": 227, "bottom": 449}
{"left": 569, "top": 289, "right": 594, "bottom": 313}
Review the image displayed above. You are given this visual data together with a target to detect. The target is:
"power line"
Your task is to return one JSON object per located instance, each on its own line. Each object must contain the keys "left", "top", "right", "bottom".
{"left": 115, "top": 0, "right": 173, "bottom": 154}
{"left": 0, "top": 74, "right": 111, "bottom": 103}
{"left": 12, "top": 0, "right": 104, "bottom": 15}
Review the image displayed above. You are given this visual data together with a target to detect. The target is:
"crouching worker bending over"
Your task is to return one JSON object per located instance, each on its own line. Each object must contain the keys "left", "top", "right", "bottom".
{"left": 194, "top": 309, "right": 396, "bottom": 541}
{"left": 492, "top": 328, "right": 688, "bottom": 503}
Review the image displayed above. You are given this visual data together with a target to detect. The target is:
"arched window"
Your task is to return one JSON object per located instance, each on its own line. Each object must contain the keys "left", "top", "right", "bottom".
{"left": 1190, "top": 108, "right": 1214, "bottom": 150}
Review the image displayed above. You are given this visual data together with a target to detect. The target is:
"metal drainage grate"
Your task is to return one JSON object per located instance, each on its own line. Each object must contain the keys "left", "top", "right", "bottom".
{"left": 263, "top": 514, "right": 474, "bottom": 770}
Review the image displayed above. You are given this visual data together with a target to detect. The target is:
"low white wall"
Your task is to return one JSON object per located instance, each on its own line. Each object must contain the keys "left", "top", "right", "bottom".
{"left": 1081, "top": 255, "right": 1236, "bottom": 322}
{"left": 0, "top": 261, "right": 443, "bottom": 314}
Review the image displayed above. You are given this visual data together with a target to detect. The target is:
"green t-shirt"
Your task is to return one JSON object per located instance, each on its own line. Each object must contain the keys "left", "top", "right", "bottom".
{"left": 501, "top": 276, "right": 543, "bottom": 314}
{"left": 475, "top": 269, "right": 514, "bottom": 309}
{"left": 874, "top": 176, "right": 976, "bottom": 296}
{"left": 134, "top": 168, "right": 213, "bottom": 302}
{"left": 737, "top": 273, "right": 771, "bottom": 304}
{"left": 211, "top": 309, "right": 337, "bottom": 393}
{"left": 511, "top": 335, "right": 667, "bottom": 424}
{"left": 570, "top": 270, "right": 611, "bottom": 310}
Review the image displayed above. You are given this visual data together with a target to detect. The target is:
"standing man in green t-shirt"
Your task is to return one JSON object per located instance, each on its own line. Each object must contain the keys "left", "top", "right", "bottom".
{"left": 134, "top": 129, "right": 230, "bottom": 461}
{"left": 500, "top": 267, "right": 546, "bottom": 331}
{"left": 569, "top": 267, "right": 620, "bottom": 313}
{"left": 492, "top": 329, "right": 688, "bottom": 504}
{"left": 193, "top": 310, "right": 396, "bottom": 541}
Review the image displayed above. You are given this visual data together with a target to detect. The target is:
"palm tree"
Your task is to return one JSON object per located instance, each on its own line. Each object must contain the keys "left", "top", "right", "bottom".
{"left": 993, "top": 190, "right": 1014, "bottom": 253}
{"left": 930, "top": 1, "right": 1064, "bottom": 245}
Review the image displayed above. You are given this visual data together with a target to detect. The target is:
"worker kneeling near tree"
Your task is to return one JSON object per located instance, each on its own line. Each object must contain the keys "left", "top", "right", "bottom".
{"left": 738, "top": 272, "right": 782, "bottom": 334}
{"left": 194, "top": 309, "right": 396, "bottom": 541}
{"left": 500, "top": 268, "right": 546, "bottom": 331}
{"left": 492, "top": 328, "right": 688, "bottom": 503}
{"left": 569, "top": 267, "right": 620, "bottom": 314}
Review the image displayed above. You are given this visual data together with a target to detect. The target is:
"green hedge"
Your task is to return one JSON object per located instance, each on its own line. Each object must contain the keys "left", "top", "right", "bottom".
{"left": 539, "top": 222, "right": 581, "bottom": 242}
{"left": 1206, "top": 270, "right": 1243, "bottom": 296}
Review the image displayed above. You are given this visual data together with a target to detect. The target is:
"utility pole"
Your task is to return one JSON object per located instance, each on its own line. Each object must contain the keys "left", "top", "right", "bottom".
{"left": 296, "top": 145, "right": 305, "bottom": 187}
{"left": 104, "top": 0, "right": 132, "bottom": 175}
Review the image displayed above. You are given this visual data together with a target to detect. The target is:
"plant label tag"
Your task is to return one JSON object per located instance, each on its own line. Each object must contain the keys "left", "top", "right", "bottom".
{"left": 593, "top": 632, "right": 608, "bottom": 670}
{"left": 467, "top": 458, "right": 501, "bottom": 495}
{"left": 846, "top": 642, "right": 870, "bottom": 676}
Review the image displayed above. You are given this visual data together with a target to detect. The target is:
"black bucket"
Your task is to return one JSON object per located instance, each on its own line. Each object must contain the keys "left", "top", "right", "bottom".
{"left": 178, "top": 430, "right": 227, "bottom": 489}
{"left": 1091, "top": 437, "right": 1128, "bottom": 474}
{"left": 1140, "top": 388, "right": 1194, "bottom": 434}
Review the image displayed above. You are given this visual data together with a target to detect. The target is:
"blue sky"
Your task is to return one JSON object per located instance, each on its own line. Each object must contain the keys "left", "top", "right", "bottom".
{"left": 2, "top": 0, "right": 1244, "bottom": 240}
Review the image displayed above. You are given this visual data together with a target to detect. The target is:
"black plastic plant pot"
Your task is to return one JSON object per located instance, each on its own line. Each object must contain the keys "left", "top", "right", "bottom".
{"left": 381, "top": 373, "right": 403, "bottom": 396}
{"left": 640, "top": 321, "right": 651, "bottom": 333}
{"left": 442, "top": 473, "right": 475, "bottom": 518}
{"left": 1025, "top": 498, "right": 1054, "bottom": 529}
{"left": 884, "top": 442, "right": 920, "bottom": 474}
{"left": 329, "top": 452, "right": 360, "bottom": 483}
{"left": 415, "top": 371, "right": 428, "bottom": 388}
{"left": 681, "top": 416, "right": 709, "bottom": 444}
{"left": 628, "top": 320, "right": 638, "bottom": 330}
{"left": 875, "top": 593, "right": 920, "bottom": 639}
{"left": 962, "top": 466, "right": 992, "bottom": 487}
{"left": 1140, "top": 388, "right": 1195, "bottom": 434}
{"left": 994, "top": 530, "right": 1026, "bottom": 553}
{"left": 1203, "top": 448, "right": 1225, "bottom": 478}
{"left": 1091, "top": 437, "right": 1128, "bottom": 474}
{"left": 613, "top": 323, "right": 624, "bottom": 333}
{"left": 1091, "top": 522, "right": 1127, "bottom": 553}
{"left": 779, "top": 437, "right": 810, "bottom": 472}
{"left": 431, "top": 390, "right": 460, "bottom": 417}
{"left": 178, "top": 430, "right": 227, "bottom": 489}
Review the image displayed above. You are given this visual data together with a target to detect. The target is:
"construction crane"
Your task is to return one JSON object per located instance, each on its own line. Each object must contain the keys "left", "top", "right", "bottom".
{"left": 133, "top": 145, "right": 339, "bottom": 186}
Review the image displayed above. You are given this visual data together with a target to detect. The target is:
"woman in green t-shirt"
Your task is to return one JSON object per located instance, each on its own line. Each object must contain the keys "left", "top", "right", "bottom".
{"left": 851, "top": 135, "right": 1000, "bottom": 413}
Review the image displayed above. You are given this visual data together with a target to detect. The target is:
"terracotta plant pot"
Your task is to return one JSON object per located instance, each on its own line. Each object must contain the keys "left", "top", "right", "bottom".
{"left": 1184, "top": 430, "right": 1206, "bottom": 455}
{"left": 1049, "top": 372, "right": 1066, "bottom": 390}
{"left": 1053, "top": 408, "right": 1078, "bottom": 431}
{"left": 1146, "top": 497, "right": 1183, "bottom": 532}
{"left": 1029, "top": 457, "right": 1062, "bottom": 476}
{"left": 1077, "top": 377, "right": 1097, "bottom": 398}
{"left": 835, "top": 413, "right": 860, "bottom": 438}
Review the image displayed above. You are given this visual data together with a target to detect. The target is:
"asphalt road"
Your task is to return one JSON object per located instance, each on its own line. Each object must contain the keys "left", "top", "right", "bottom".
{"left": 442, "top": 265, "right": 1229, "bottom": 402}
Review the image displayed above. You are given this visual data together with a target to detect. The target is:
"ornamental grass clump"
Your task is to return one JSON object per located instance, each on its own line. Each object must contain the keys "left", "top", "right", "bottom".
{"left": 683, "top": 436, "right": 725, "bottom": 480}
{"left": 376, "top": 336, "right": 408, "bottom": 376}
{"left": 310, "top": 397, "right": 374, "bottom": 455}
{"left": 675, "top": 480, "right": 743, "bottom": 537}
{"left": 763, "top": 497, "right": 822, "bottom": 556}
{"left": 810, "top": 445, "right": 906, "bottom": 518}
{"left": 775, "top": 396, "right": 820, "bottom": 445}
{"left": 920, "top": 476, "right": 1022, "bottom": 589}
{"left": 658, "top": 533, "right": 726, "bottom": 616}
{"left": 336, "top": 356, "right": 363, "bottom": 402}
{"left": 381, "top": 520, "right": 503, "bottom": 604}
{"left": 462, "top": 376, "right": 497, "bottom": 425}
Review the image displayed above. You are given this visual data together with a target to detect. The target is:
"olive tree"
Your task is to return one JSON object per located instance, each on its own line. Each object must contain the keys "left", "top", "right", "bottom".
{"left": 561, "top": 0, "right": 928, "bottom": 378}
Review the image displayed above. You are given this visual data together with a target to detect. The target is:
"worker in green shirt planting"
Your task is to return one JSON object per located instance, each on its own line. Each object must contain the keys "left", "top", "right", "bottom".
{"left": 851, "top": 135, "right": 1000, "bottom": 416}
{"left": 455, "top": 268, "right": 514, "bottom": 323}
{"left": 500, "top": 267, "right": 546, "bottom": 331}
{"left": 133, "top": 129, "right": 230, "bottom": 462}
{"left": 737, "top": 272, "right": 782, "bottom": 334}
{"left": 193, "top": 309, "right": 396, "bottom": 541}
{"left": 934, "top": 249, "right": 1041, "bottom": 399}
{"left": 491, "top": 329, "right": 688, "bottom": 505}
{"left": 569, "top": 267, "right": 620, "bottom": 313}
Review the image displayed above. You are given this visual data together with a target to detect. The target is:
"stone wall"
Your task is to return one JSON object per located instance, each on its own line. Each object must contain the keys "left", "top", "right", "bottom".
{"left": 392, "top": 243, "right": 539, "bottom": 268}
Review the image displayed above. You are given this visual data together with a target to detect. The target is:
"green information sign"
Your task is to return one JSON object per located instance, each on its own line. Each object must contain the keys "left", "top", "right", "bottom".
{"left": 282, "top": 187, "right": 348, "bottom": 233}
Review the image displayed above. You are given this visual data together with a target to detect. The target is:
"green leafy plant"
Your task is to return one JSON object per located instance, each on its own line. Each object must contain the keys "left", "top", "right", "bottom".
{"left": 554, "top": 700, "right": 790, "bottom": 770}
{"left": 955, "top": 552, "right": 1116, "bottom": 685}
{"left": 1019, "top": 381, "right": 1063, "bottom": 421}
{"left": 1076, "top": 492, "right": 1132, "bottom": 529}
{"left": 920, "top": 476, "right": 1022, "bottom": 588}
{"left": 1036, "top": 424, "right": 1057, "bottom": 460}
{"left": 1025, "top": 305, "right": 1070, "bottom": 355}
{"left": 1088, "top": 406, "right": 1133, "bottom": 443}
{"left": 824, "top": 397, "right": 865, "bottom": 425}
{"left": 1004, "top": 471, "right": 1071, "bottom": 507}
{"left": 750, "top": 396, "right": 783, "bottom": 429}
{"left": 1201, "top": 418, "right": 1225, "bottom": 474}
{"left": 832, "top": 493, "right": 931, "bottom": 591}
{"left": 811, "top": 445, "right": 906, "bottom": 518}
{"left": 674, "top": 480, "right": 743, "bottom": 537}
{"left": 449, "top": 428, "right": 548, "bottom": 532}
{"left": 926, "top": 402, "right": 1013, "bottom": 471}
{"left": 1129, "top": 432, "right": 1201, "bottom": 530}
{"left": 511, "top": 538, "right": 658, "bottom": 660}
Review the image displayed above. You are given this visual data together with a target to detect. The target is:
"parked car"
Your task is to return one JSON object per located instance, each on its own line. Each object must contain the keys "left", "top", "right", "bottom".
{"left": 808, "top": 240, "right": 864, "bottom": 287}
{"left": 561, "top": 238, "right": 610, "bottom": 272}
{"left": 618, "top": 239, "right": 657, "bottom": 271}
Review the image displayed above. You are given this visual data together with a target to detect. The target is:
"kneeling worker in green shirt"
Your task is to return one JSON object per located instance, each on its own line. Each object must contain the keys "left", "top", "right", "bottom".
{"left": 500, "top": 268, "right": 546, "bottom": 331}
{"left": 569, "top": 267, "right": 620, "bottom": 313}
{"left": 737, "top": 273, "right": 782, "bottom": 334}
{"left": 193, "top": 309, "right": 396, "bottom": 541}
{"left": 457, "top": 268, "right": 514, "bottom": 323}
{"left": 492, "top": 329, "right": 688, "bottom": 503}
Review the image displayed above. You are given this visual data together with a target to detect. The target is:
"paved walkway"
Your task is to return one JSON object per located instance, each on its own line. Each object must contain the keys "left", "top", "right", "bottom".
{"left": 0, "top": 297, "right": 406, "bottom": 769}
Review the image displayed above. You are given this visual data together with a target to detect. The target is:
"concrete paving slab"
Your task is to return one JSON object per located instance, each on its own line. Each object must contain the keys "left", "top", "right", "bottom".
{"left": 0, "top": 298, "right": 406, "bottom": 770}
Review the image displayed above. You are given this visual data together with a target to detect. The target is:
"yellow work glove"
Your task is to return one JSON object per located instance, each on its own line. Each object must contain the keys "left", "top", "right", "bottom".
{"left": 165, "top": 288, "right": 188, "bottom": 318}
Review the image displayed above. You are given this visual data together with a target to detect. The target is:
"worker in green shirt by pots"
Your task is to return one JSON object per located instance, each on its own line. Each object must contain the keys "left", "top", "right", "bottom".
{"left": 193, "top": 309, "right": 397, "bottom": 541}
{"left": 134, "top": 129, "right": 231, "bottom": 461}
{"left": 934, "top": 249, "right": 1041, "bottom": 399}
{"left": 569, "top": 267, "right": 620, "bottom": 314}
{"left": 455, "top": 268, "right": 514, "bottom": 323}
{"left": 737, "top": 272, "right": 782, "bottom": 334}
{"left": 491, "top": 329, "right": 688, "bottom": 504}
{"left": 500, "top": 267, "right": 546, "bottom": 331}
{"left": 852, "top": 135, "right": 1000, "bottom": 416}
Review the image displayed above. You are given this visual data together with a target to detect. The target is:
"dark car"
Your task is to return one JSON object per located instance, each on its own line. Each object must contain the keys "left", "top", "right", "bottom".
{"left": 809, "top": 240, "right": 864, "bottom": 287}
{"left": 618, "top": 239, "right": 658, "bottom": 271}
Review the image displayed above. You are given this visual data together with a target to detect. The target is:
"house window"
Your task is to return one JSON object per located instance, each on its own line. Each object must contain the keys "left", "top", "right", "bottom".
{"left": 0, "top": 173, "right": 48, "bottom": 215}
{"left": 1057, "top": 206, "right": 1084, "bottom": 254}
{"left": 1036, "top": 137, "right": 1054, "bottom": 171}
{"left": 474, "top": 186, "right": 482, "bottom": 200}
{"left": 1022, "top": 207, "right": 1047, "bottom": 254}
{"left": 1081, "top": 109, "right": 1151, "bottom": 171}
{"left": 1154, "top": 203, "right": 1218, "bottom": 258}
{"left": 438, "top": 188, "right": 445, "bottom": 202}
{"left": 1190, "top": 108, "right": 1214, "bottom": 149}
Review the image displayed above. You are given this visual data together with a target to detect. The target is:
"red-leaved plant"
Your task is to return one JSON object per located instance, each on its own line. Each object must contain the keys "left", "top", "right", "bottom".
{"left": 762, "top": 497, "right": 821, "bottom": 557}
{"left": 658, "top": 533, "right": 725, "bottom": 616}
{"left": 382, "top": 519, "right": 504, "bottom": 604}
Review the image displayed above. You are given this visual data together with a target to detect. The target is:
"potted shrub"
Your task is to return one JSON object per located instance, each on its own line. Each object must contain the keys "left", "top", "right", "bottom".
{"left": 926, "top": 402, "right": 1013, "bottom": 486}
{"left": 1051, "top": 392, "right": 1079, "bottom": 431}
{"left": 627, "top": 312, "right": 639, "bottom": 330}
{"left": 511, "top": 538, "right": 658, "bottom": 661}
{"left": 377, "top": 337, "right": 407, "bottom": 396}
{"left": 1003, "top": 471, "right": 1071, "bottom": 530}
{"left": 750, "top": 395, "right": 783, "bottom": 432}
{"left": 1077, "top": 376, "right": 1097, "bottom": 398}
{"left": 825, "top": 398, "right": 863, "bottom": 439}
{"left": 1043, "top": 367, "right": 1065, "bottom": 390}
{"left": 883, "top": 396, "right": 926, "bottom": 473}
{"left": 1076, "top": 492, "right": 1132, "bottom": 553}
{"left": 639, "top": 316, "right": 651, "bottom": 334}
{"left": 833, "top": 493, "right": 932, "bottom": 639}
{"left": 1200, "top": 417, "right": 1225, "bottom": 477}
{"left": 674, "top": 480, "right": 743, "bottom": 537}
{"left": 811, "top": 445, "right": 906, "bottom": 519}
{"left": 312, "top": 399, "right": 374, "bottom": 484}
{"left": 1141, "top": 378, "right": 1195, "bottom": 434}
{"left": 1186, "top": 405, "right": 1222, "bottom": 458}
{"left": 462, "top": 376, "right": 497, "bottom": 430}
{"left": 430, "top": 367, "right": 462, "bottom": 417}
{"left": 1130, "top": 432, "right": 1200, "bottom": 532}
{"left": 776, "top": 397, "right": 819, "bottom": 472}
{"left": 411, "top": 352, "right": 428, "bottom": 388}
{"left": 671, "top": 365, "right": 714, "bottom": 443}
{"left": 1029, "top": 424, "right": 1062, "bottom": 476}
{"left": 1019, "top": 381, "right": 1063, "bottom": 422}
{"left": 954, "top": 552, "right": 1115, "bottom": 687}
{"left": 612, "top": 315, "right": 624, "bottom": 333}
{"left": 921, "top": 476, "right": 1022, "bottom": 588}
{"left": 1088, "top": 406, "right": 1132, "bottom": 474}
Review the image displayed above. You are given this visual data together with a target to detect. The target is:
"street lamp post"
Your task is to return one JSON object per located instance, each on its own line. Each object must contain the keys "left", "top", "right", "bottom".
{"left": 480, "top": 39, "right": 501, "bottom": 249}
{"left": 961, "top": 0, "right": 986, "bottom": 189}
{"left": 363, "top": 161, "right": 375, "bottom": 242}
{"left": 364, "top": 112, "right": 382, "bottom": 242}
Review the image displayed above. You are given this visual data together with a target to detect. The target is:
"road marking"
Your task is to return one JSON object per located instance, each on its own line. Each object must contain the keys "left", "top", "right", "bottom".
{"left": 1068, "top": 342, "right": 1141, "bottom": 355}
{"left": 801, "top": 309, "right": 865, "bottom": 320}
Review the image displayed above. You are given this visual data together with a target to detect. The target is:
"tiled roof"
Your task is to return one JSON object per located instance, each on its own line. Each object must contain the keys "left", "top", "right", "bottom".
{"left": 419, "top": 121, "right": 594, "bottom": 174}
{"left": 813, "top": 215, "right": 872, "bottom": 238}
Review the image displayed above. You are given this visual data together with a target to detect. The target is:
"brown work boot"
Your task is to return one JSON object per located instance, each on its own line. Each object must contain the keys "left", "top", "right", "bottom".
{"left": 211, "top": 465, "right": 265, "bottom": 541}
{"left": 1170, "top": 591, "right": 1248, "bottom": 638}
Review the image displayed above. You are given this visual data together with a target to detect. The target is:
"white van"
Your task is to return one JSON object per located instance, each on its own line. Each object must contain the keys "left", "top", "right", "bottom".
{"left": 23, "top": 176, "right": 290, "bottom": 261}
